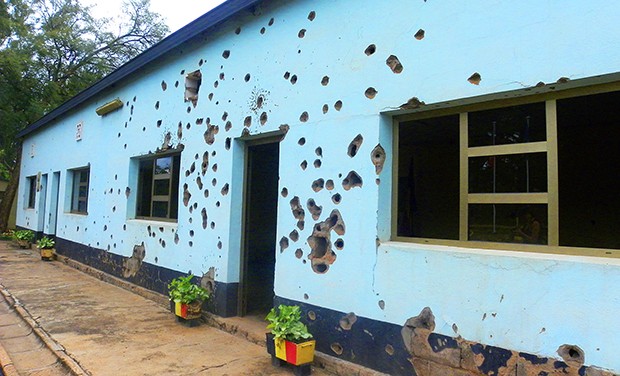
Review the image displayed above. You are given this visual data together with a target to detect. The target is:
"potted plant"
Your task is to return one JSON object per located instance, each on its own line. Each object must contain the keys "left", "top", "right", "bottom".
{"left": 13, "top": 230, "right": 34, "bottom": 249}
{"left": 167, "top": 274, "right": 209, "bottom": 325}
{"left": 266, "top": 304, "right": 315, "bottom": 375}
{"left": 36, "top": 236, "right": 55, "bottom": 261}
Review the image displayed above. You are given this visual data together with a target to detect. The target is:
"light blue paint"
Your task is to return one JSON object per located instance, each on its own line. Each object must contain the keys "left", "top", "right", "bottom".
{"left": 16, "top": 0, "right": 620, "bottom": 371}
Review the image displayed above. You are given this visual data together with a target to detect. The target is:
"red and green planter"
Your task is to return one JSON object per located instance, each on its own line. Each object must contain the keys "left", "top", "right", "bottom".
{"left": 172, "top": 300, "right": 202, "bottom": 320}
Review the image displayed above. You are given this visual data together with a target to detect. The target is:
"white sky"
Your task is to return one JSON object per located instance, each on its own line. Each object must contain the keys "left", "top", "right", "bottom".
{"left": 83, "top": 0, "right": 227, "bottom": 33}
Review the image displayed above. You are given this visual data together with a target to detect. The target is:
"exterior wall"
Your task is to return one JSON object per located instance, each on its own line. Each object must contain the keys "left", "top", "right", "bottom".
{"left": 16, "top": 0, "right": 620, "bottom": 374}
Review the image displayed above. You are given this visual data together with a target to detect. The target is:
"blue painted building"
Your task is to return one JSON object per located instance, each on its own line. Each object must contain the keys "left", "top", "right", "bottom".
{"left": 16, "top": 1, "right": 620, "bottom": 374}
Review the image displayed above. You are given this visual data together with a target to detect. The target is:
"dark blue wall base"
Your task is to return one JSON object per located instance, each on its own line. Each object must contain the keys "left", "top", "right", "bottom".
{"left": 55, "top": 237, "right": 239, "bottom": 317}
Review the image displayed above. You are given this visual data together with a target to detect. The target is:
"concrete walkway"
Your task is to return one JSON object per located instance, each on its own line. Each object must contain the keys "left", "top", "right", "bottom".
{"left": 0, "top": 242, "right": 337, "bottom": 376}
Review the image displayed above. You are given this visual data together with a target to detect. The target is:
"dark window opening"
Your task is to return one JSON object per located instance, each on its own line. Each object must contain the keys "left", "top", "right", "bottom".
{"left": 468, "top": 102, "right": 546, "bottom": 147}
{"left": 70, "top": 168, "right": 90, "bottom": 214}
{"left": 27, "top": 176, "right": 36, "bottom": 209}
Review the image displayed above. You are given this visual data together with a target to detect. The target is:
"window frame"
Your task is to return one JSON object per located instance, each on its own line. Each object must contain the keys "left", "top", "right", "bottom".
{"left": 70, "top": 167, "right": 90, "bottom": 214}
{"left": 135, "top": 151, "right": 181, "bottom": 222}
{"left": 392, "top": 80, "right": 620, "bottom": 259}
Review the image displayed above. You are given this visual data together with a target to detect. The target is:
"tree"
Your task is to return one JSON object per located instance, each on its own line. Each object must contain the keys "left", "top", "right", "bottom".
{"left": 0, "top": 0, "right": 169, "bottom": 232}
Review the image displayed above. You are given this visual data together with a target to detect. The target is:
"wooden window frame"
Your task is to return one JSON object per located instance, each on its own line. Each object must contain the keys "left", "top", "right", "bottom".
{"left": 135, "top": 152, "right": 180, "bottom": 222}
{"left": 70, "top": 167, "right": 90, "bottom": 214}
{"left": 392, "top": 81, "right": 620, "bottom": 259}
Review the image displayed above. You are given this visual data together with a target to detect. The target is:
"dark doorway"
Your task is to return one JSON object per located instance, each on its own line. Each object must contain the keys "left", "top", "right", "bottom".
{"left": 241, "top": 140, "right": 280, "bottom": 316}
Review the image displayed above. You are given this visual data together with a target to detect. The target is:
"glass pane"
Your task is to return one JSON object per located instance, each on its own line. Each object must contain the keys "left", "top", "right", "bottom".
{"left": 152, "top": 201, "right": 168, "bottom": 218}
{"left": 78, "top": 200, "right": 87, "bottom": 213}
{"left": 78, "top": 185, "right": 88, "bottom": 198}
{"left": 153, "top": 179, "right": 170, "bottom": 196}
{"left": 154, "top": 157, "right": 172, "bottom": 175}
{"left": 79, "top": 170, "right": 88, "bottom": 183}
{"left": 469, "top": 204, "right": 547, "bottom": 244}
{"left": 469, "top": 152, "right": 547, "bottom": 193}
{"left": 468, "top": 102, "right": 546, "bottom": 147}
{"left": 397, "top": 115, "right": 460, "bottom": 239}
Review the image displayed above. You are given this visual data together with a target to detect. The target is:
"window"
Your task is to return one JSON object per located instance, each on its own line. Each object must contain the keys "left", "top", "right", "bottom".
{"left": 70, "top": 168, "right": 90, "bottom": 214}
{"left": 136, "top": 153, "right": 180, "bottom": 221}
{"left": 26, "top": 176, "right": 36, "bottom": 209}
{"left": 184, "top": 70, "right": 202, "bottom": 106}
{"left": 396, "top": 87, "right": 620, "bottom": 253}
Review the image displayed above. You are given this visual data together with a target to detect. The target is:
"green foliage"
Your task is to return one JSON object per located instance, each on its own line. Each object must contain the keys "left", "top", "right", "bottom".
{"left": 168, "top": 274, "right": 209, "bottom": 304}
{"left": 36, "top": 236, "right": 54, "bottom": 249}
{"left": 13, "top": 229, "right": 34, "bottom": 242}
{"left": 266, "top": 305, "right": 313, "bottom": 342}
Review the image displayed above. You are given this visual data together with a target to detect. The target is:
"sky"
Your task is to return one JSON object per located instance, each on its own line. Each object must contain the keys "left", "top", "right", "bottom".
{"left": 82, "top": 0, "right": 227, "bottom": 33}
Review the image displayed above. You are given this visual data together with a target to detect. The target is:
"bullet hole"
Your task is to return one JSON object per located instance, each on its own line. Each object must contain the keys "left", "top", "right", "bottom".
{"left": 279, "top": 237, "right": 289, "bottom": 252}
{"left": 213, "top": 80, "right": 219, "bottom": 88}
{"left": 330, "top": 343, "right": 343, "bottom": 356}
{"left": 278, "top": 124, "right": 289, "bottom": 136}
{"left": 385, "top": 344, "right": 395, "bottom": 356}
{"left": 244, "top": 116, "right": 252, "bottom": 127}
{"left": 300, "top": 161, "right": 308, "bottom": 170}
{"left": 307, "top": 311, "right": 316, "bottom": 321}
{"left": 196, "top": 118, "right": 204, "bottom": 125}
{"left": 177, "top": 124, "right": 184, "bottom": 140}
{"left": 103, "top": 225, "right": 108, "bottom": 231}
{"left": 219, "top": 73, "right": 225, "bottom": 81}
{"left": 298, "top": 137, "right": 306, "bottom": 146}
{"left": 468, "top": 72, "right": 482, "bottom": 85}
{"left": 210, "top": 221, "right": 215, "bottom": 229}
{"left": 125, "top": 187, "right": 131, "bottom": 197}
{"left": 313, "top": 159, "right": 322, "bottom": 168}
{"left": 321, "top": 76, "right": 329, "bottom": 86}
{"left": 174, "top": 233, "right": 179, "bottom": 244}
{"left": 290, "top": 230, "right": 299, "bottom": 242}
{"left": 330, "top": 193, "right": 342, "bottom": 205}
{"left": 312, "top": 178, "right": 325, "bottom": 192}
{"left": 267, "top": 17, "right": 274, "bottom": 26}
{"left": 290, "top": 75, "right": 298, "bottom": 84}
{"left": 235, "top": 27, "right": 241, "bottom": 34}
{"left": 189, "top": 241, "right": 193, "bottom": 247}
{"left": 297, "top": 221, "right": 304, "bottom": 231}
{"left": 208, "top": 93, "right": 213, "bottom": 101}
{"left": 307, "top": 209, "right": 344, "bottom": 273}
{"left": 334, "top": 100, "right": 343, "bottom": 111}
{"left": 221, "top": 112, "right": 228, "bottom": 121}
{"left": 365, "top": 87, "right": 378, "bottom": 99}
{"left": 371, "top": 144, "right": 386, "bottom": 174}
{"left": 221, "top": 183, "right": 229, "bottom": 196}
{"left": 452, "top": 323, "right": 459, "bottom": 334}
{"left": 414, "top": 29, "right": 425, "bottom": 40}
{"left": 339, "top": 313, "right": 357, "bottom": 330}
{"left": 307, "top": 11, "right": 316, "bottom": 21}
{"left": 201, "top": 152, "right": 209, "bottom": 175}
{"left": 322, "top": 104, "right": 329, "bottom": 114}
{"left": 295, "top": 248, "right": 303, "bottom": 259}
{"left": 260, "top": 112, "right": 268, "bottom": 125}
{"left": 122, "top": 243, "right": 145, "bottom": 278}
{"left": 184, "top": 70, "right": 202, "bottom": 106}
{"left": 260, "top": 27, "right": 265, "bottom": 34}
{"left": 557, "top": 345, "right": 585, "bottom": 366}
{"left": 217, "top": 241, "right": 222, "bottom": 249}
{"left": 307, "top": 199, "right": 323, "bottom": 220}
{"left": 314, "top": 147, "right": 322, "bottom": 157}
{"left": 180, "top": 69, "right": 185, "bottom": 75}
{"left": 378, "top": 300, "right": 385, "bottom": 310}
{"left": 204, "top": 189, "right": 209, "bottom": 198}
{"left": 204, "top": 124, "right": 219, "bottom": 145}
{"left": 174, "top": 80, "right": 179, "bottom": 88}
{"left": 290, "top": 197, "right": 305, "bottom": 221}
{"left": 225, "top": 121, "right": 232, "bottom": 131}
{"left": 155, "top": 101, "right": 160, "bottom": 110}
{"left": 365, "top": 44, "right": 376, "bottom": 56}
{"left": 284, "top": 71, "right": 290, "bottom": 80}
{"left": 347, "top": 134, "right": 364, "bottom": 157}
{"left": 183, "top": 184, "right": 192, "bottom": 206}
{"left": 244, "top": 73, "right": 251, "bottom": 82}
{"left": 112, "top": 206, "right": 116, "bottom": 213}
{"left": 300, "top": 112, "right": 309, "bottom": 122}
{"left": 334, "top": 238, "right": 344, "bottom": 250}
{"left": 342, "top": 171, "right": 363, "bottom": 190}
{"left": 298, "top": 29, "right": 306, "bottom": 38}
{"left": 301, "top": 293, "right": 308, "bottom": 300}
{"left": 222, "top": 50, "right": 230, "bottom": 59}
{"left": 212, "top": 178, "right": 217, "bottom": 186}
{"left": 225, "top": 137, "right": 231, "bottom": 150}
{"left": 386, "top": 55, "right": 403, "bottom": 74}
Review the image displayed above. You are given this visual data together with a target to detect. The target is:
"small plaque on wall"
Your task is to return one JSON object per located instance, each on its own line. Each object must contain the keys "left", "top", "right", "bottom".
{"left": 76, "top": 122, "right": 83, "bottom": 141}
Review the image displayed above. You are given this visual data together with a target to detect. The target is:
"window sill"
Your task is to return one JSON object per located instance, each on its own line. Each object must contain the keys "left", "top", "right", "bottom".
{"left": 127, "top": 218, "right": 178, "bottom": 228}
{"left": 386, "top": 237, "right": 620, "bottom": 260}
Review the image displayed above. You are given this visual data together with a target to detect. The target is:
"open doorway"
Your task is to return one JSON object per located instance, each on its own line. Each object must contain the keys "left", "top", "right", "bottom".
{"left": 240, "top": 139, "right": 280, "bottom": 316}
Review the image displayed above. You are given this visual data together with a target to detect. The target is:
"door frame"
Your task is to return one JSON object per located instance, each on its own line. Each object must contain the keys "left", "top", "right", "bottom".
{"left": 237, "top": 133, "right": 283, "bottom": 316}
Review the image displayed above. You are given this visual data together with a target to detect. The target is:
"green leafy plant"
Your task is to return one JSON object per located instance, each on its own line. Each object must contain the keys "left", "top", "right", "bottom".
{"left": 266, "top": 304, "right": 313, "bottom": 342}
{"left": 14, "top": 230, "right": 34, "bottom": 242}
{"left": 0, "top": 230, "right": 15, "bottom": 240}
{"left": 168, "top": 274, "right": 209, "bottom": 304}
{"left": 36, "top": 236, "right": 55, "bottom": 249}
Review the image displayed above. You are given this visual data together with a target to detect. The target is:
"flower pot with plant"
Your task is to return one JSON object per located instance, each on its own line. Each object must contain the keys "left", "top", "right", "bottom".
{"left": 168, "top": 274, "right": 209, "bottom": 325}
{"left": 13, "top": 230, "right": 34, "bottom": 249}
{"left": 266, "top": 304, "right": 315, "bottom": 375}
{"left": 36, "top": 236, "right": 55, "bottom": 261}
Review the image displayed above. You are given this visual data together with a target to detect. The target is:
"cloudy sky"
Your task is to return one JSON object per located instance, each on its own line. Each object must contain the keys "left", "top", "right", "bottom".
{"left": 83, "top": 0, "right": 227, "bottom": 32}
